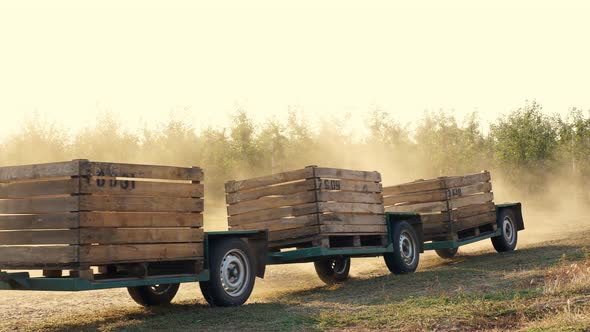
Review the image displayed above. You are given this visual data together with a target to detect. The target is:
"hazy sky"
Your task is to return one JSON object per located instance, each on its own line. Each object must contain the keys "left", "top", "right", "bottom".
{"left": 1, "top": 0, "right": 589, "bottom": 139}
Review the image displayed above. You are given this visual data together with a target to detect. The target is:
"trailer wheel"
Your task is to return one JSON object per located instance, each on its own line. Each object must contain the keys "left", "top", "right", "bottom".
{"left": 314, "top": 256, "right": 351, "bottom": 285}
{"left": 435, "top": 247, "right": 458, "bottom": 259}
{"left": 384, "top": 221, "right": 420, "bottom": 274}
{"left": 200, "top": 237, "right": 255, "bottom": 307}
{"left": 492, "top": 209, "right": 518, "bottom": 252}
{"left": 127, "top": 283, "right": 180, "bottom": 307}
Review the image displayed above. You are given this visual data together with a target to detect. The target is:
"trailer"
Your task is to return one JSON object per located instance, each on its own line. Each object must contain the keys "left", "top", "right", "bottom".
{"left": 0, "top": 230, "right": 268, "bottom": 306}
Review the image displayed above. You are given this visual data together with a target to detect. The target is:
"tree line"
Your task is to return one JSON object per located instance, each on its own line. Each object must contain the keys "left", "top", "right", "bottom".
{"left": 1, "top": 101, "right": 589, "bottom": 204}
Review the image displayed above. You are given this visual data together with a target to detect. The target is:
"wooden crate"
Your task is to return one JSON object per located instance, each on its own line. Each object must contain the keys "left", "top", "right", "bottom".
{"left": 383, "top": 171, "right": 496, "bottom": 241}
{"left": 225, "top": 166, "right": 386, "bottom": 249}
{"left": 0, "top": 160, "right": 204, "bottom": 272}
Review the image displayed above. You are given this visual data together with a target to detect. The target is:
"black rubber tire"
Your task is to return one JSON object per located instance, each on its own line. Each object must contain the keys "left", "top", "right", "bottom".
{"left": 199, "top": 237, "right": 256, "bottom": 307}
{"left": 435, "top": 247, "right": 458, "bottom": 259}
{"left": 127, "top": 283, "right": 180, "bottom": 307}
{"left": 492, "top": 209, "right": 518, "bottom": 252}
{"left": 384, "top": 221, "right": 420, "bottom": 274}
{"left": 314, "top": 256, "right": 351, "bottom": 285}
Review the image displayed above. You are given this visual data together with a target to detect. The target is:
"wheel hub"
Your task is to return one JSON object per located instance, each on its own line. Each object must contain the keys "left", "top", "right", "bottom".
{"left": 149, "top": 284, "right": 171, "bottom": 295}
{"left": 503, "top": 216, "right": 515, "bottom": 244}
{"left": 220, "top": 249, "right": 249, "bottom": 297}
{"left": 399, "top": 231, "right": 416, "bottom": 266}
{"left": 331, "top": 258, "right": 348, "bottom": 274}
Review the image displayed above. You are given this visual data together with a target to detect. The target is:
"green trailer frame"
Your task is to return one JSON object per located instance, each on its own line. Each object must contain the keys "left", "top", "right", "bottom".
{"left": 0, "top": 230, "right": 267, "bottom": 292}
{"left": 267, "top": 203, "right": 524, "bottom": 265}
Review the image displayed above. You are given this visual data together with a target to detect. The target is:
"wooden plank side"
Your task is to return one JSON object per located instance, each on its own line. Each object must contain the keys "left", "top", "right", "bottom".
{"left": 319, "top": 214, "right": 385, "bottom": 225}
{"left": 0, "top": 246, "right": 78, "bottom": 265}
{"left": 79, "top": 212, "right": 203, "bottom": 228}
{"left": 79, "top": 243, "right": 203, "bottom": 264}
{"left": 319, "top": 202, "right": 385, "bottom": 214}
{"left": 0, "top": 196, "right": 79, "bottom": 214}
{"left": 319, "top": 225, "right": 386, "bottom": 233}
{"left": 268, "top": 226, "right": 319, "bottom": 242}
{"left": 453, "top": 211, "right": 497, "bottom": 231}
{"left": 382, "top": 178, "right": 445, "bottom": 196}
{"left": 314, "top": 168, "right": 381, "bottom": 182}
{"left": 0, "top": 213, "right": 80, "bottom": 230}
{"left": 385, "top": 200, "right": 448, "bottom": 213}
{"left": 0, "top": 161, "right": 79, "bottom": 183}
{"left": 230, "top": 214, "right": 318, "bottom": 232}
{"left": 445, "top": 171, "right": 490, "bottom": 188}
{"left": 449, "top": 202, "right": 495, "bottom": 220}
{"left": 316, "top": 178, "right": 382, "bottom": 193}
{"left": 0, "top": 230, "right": 78, "bottom": 245}
{"left": 225, "top": 168, "right": 313, "bottom": 193}
{"left": 0, "top": 179, "right": 79, "bottom": 198}
{"left": 448, "top": 192, "right": 494, "bottom": 209}
{"left": 79, "top": 196, "right": 203, "bottom": 213}
{"left": 445, "top": 181, "right": 491, "bottom": 199}
{"left": 79, "top": 228, "right": 204, "bottom": 244}
{"left": 81, "top": 180, "right": 203, "bottom": 198}
{"left": 383, "top": 190, "right": 446, "bottom": 205}
{"left": 228, "top": 203, "right": 318, "bottom": 226}
{"left": 226, "top": 179, "right": 315, "bottom": 204}
{"left": 227, "top": 191, "right": 316, "bottom": 216}
{"left": 82, "top": 161, "right": 203, "bottom": 181}
{"left": 318, "top": 191, "right": 382, "bottom": 204}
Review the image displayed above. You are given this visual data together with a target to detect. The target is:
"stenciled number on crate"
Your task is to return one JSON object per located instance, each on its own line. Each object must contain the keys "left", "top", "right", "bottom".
{"left": 320, "top": 179, "right": 341, "bottom": 190}
{"left": 85, "top": 168, "right": 136, "bottom": 190}
{"left": 446, "top": 187, "right": 463, "bottom": 198}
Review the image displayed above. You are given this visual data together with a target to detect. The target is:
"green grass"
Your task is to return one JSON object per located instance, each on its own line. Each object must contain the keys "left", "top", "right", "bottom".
{"left": 4, "top": 231, "right": 590, "bottom": 332}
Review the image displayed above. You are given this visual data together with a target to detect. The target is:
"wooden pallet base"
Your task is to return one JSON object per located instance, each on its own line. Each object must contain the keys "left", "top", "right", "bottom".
{"left": 8, "top": 259, "right": 204, "bottom": 281}
{"left": 430, "top": 222, "right": 497, "bottom": 242}
{"left": 269, "top": 234, "right": 387, "bottom": 250}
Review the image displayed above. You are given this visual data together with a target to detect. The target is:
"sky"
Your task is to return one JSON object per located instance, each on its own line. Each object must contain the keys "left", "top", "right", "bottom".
{"left": 1, "top": 0, "right": 589, "bottom": 139}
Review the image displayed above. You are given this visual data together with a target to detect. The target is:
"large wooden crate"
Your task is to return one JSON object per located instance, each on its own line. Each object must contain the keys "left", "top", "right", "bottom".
{"left": 225, "top": 166, "right": 386, "bottom": 249}
{"left": 383, "top": 171, "right": 496, "bottom": 241}
{"left": 0, "top": 160, "right": 204, "bottom": 272}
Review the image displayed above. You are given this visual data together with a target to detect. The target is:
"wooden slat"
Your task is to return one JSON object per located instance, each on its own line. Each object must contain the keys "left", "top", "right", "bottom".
{"left": 227, "top": 191, "right": 316, "bottom": 216}
{"left": 0, "top": 246, "right": 78, "bottom": 266}
{"left": 314, "top": 167, "right": 381, "bottom": 182}
{"left": 319, "top": 214, "right": 385, "bottom": 225}
{"left": 385, "top": 200, "right": 448, "bottom": 213}
{"left": 79, "top": 243, "right": 203, "bottom": 264}
{"left": 80, "top": 180, "right": 203, "bottom": 198}
{"left": 81, "top": 161, "right": 203, "bottom": 181}
{"left": 225, "top": 168, "right": 313, "bottom": 193}
{"left": 79, "top": 212, "right": 203, "bottom": 228}
{"left": 226, "top": 179, "right": 314, "bottom": 204}
{"left": 448, "top": 192, "right": 494, "bottom": 209}
{"left": 319, "top": 202, "right": 384, "bottom": 214}
{"left": 268, "top": 226, "right": 319, "bottom": 242}
{"left": 383, "top": 190, "right": 447, "bottom": 205}
{"left": 0, "top": 196, "right": 79, "bottom": 214}
{"left": 0, "top": 161, "right": 80, "bottom": 183}
{"left": 316, "top": 178, "right": 382, "bottom": 193}
{"left": 382, "top": 178, "right": 445, "bottom": 196}
{"left": 0, "top": 230, "right": 78, "bottom": 245}
{"left": 0, "top": 179, "right": 79, "bottom": 198}
{"left": 449, "top": 202, "right": 495, "bottom": 220}
{"left": 454, "top": 211, "right": 497, "bottom": 232}
{"left": 230, "top": 214, "right": 318, "bottom": 232}
{"left": 228, "top": 203, "right": 318, "bottom": 226}
{"left": 0, "top": 213, "right": 80, "bottom": 230}
{"left": 419, "top": 212, "right": 450, "bottom": 224}
{"left": 444, "top": 171, "right": 490, "bottom": 188}
{"left": 319, "top": 225, "right": 386, "bottom": 233}
{"left": 79, "top": 228, "right": 204, "bottom": 244}
{"left": 317, "top": 191, "right": 383, "bottom": 204}
{"left": 79, "top": 196, "right": 203, "bottom": 212}
{"left": 445, "top": 181, "right": 491, "bottom": 199}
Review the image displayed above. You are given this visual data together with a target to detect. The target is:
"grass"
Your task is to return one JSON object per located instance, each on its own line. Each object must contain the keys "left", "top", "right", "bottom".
{"left": 3, "top": 231, "right": 590, "bottom": 331}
